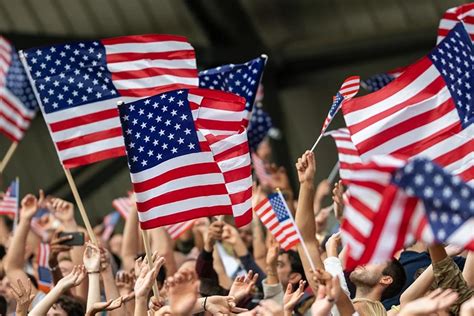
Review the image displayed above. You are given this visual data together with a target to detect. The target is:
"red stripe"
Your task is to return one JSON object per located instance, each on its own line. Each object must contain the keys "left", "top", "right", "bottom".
{"left": 337, "top": 148, "right": 360, "bottom": 156}
{"left": 341, "top": 219, "right": 367, "bottom": 245}
{"left": 343, "top": 57, "right": 433, "bottom": 114}
{"left": 348, "top": 180, "right": 386, "bottom": 195}
{"left": 213, "top": 141, "right": 249, "bottom": 162}
{"left": 1, "top": 94, "right": 33, "bottom": 121}
{"left": 136, "top": 183, "right": 229, "bottom": 212}
{"left": 118, "top": 83, "right": 196, "bottom": 98}
{"left": 191, "top": 88, "right": 246, "bottom": 106}
{"left": 348, "top": 195, "right": 377, "bottom": 221}
{"left": 392, "top": 196, "right": 418, "bottom": 254}
{"left": 283, "top": 238, "right": 300, "bottom": 251}
{"left": 458, "top": 165, "right": 474, "bottom": 182}
{"left": 234, "top": 208, "right": 252, "bottom": 227}
{"left": 133, "top": 162, "right": 221, "bottom": 193}
{"left": 229, "top": 187, "right": 252, "bottom": 205}
{"left": 111, "top": 67, "right": 197, "bottom": 81}
{"left": 433, "top": 139, "right": 474, "bottom": 167}
{"left": 0, "top": 111, "right": 27, "bottom": 133}
{"left": 49, "top": 108, "right": 119, "bottom": 132}
{"left": 0, "top": 124, "right": 20, "bottom": 142}
{"left": 223, "top": 165, "right": 251, "bottom": 183}
{"left": 62, "top": 146, "right": 125, "bottom": 168}
{"left": 139, "top": 205, "right": 233, "bottom": 229}
{"left": 414, "top": 216, "right": 429, "bottom": 240}
{"left": 196, "top": 119, "right": 243, "bottom": 133}
{"left": 200, "top": 97, "right": 245, "bottom": 112}
{"left": 356, "top": 95, "right": 454, "bottom": 153}
{"left": 349, "top": 76, "right": 445, "bottom": 135}
{"left": 102, "top": 34, "right": 189, "bottom": 45}
{"left": 106, "top": 50, "right": 195, "bottom": 63}
{"left": 56, "top": 127, "right": 123, "bottom": 150}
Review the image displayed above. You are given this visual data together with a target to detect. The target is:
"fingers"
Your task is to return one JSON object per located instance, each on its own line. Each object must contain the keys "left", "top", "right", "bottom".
{"left": 285, "top": 283, "right": 293, "bottom": 295}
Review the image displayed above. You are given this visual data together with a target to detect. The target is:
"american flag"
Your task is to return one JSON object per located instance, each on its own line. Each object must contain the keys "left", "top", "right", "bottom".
{"left": 254, "top": 191, "right": 300, "bottom": 250}
{"left": 37, "top": 242, "right": 53, "bottom": 293}
{"left": 340, "top": 155, "right": 474, "bottom": 269}
{"left": 0, "top": 179, "right": 18, "bottom": 217}
{"left": 101, "top": 211, "right": 121, "bottom": 241}
{"left": 320, "top": 76, "right": 360, "bottom": 134}
{"left": 325, "top": 128, "right": 362, "bottom": 185}
{"left": 251, "top": 152, "right": 272, "bottom": 187}
{"left": 360, "top": 67, "right": 405, "bottom": 92}
{"left": 199, "top": 56, "right": 267, "bottom": 124}
{"left": 247, "top": 106, "right": 272, "bottom": 151}
{"left": 112, "top": 196, "right": 133, "bottom": 219}
{"left": 21, "top": 35, "right": 198, "bottom": 168}
{"left": 118, "top": 88, "right": 252, "bottom": 229}
{"left": 0, "top": 36, "right": 37, "bottom": 142}
{"left": 342, "top": 23, "right": 474, "bottom": 184}
{"left": 437, "top": 3, "right": 474, "bottom": 44}
{"left": 165, "top": 220, "right": 196, "bottom": 240}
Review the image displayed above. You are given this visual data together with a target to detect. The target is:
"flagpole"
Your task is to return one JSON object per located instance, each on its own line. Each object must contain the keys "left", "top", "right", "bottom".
{"left": 18, "top": 51, "right": 99, "bottom": 246}
{"left": 0, "top": 142, "right": 18, "bottom": 173}
{"left": 13, "top": 177, "right": 19, "bottom": 231}
{"left": 310, "top": 133, "right": 323, "bottom": 152}
{"left": 63, "top": 168, "right": 98, "bottom": 246}
{"left": 327, "top": 161, "right": 340, "bottom": 184}
{"left": 276, "top": 189, "right": 316, "bottom": 272}
{"left": 140, "top": 228, "right": 159, "bottom": 297}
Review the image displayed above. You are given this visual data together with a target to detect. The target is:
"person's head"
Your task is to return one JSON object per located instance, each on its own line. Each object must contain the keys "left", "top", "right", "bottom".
{"left": 238, "top": 225, "right": 253, "bottom": 250}
{"left": 47, "top": 295, "right": 85, "bottom": 316}
{"left": 277, "top": 249, "right": 306, "bottom": 289}
{"left": 178, "top": 259, "right": 196, "bottom": 273}
{"left": 109, "top": 233, "right": 123, "bottom": 256}
{"left": 58, "top": 255, "right": 74, "bottom": 277}
{"left": 349, "top": 258, "right": 406, "bottom": 301}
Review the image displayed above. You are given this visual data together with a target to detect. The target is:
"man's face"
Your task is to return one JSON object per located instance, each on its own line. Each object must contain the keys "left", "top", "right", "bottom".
{"left": 349, "top": 262, "right": 388, "bottom": 287}
{"left": 277, "top": 253, "right": 301, "bottom": 288}
{"left": 109, "top": 234, "right": 123, "bottom": 256}
{"left": 238, "top": 226, "right": 253, "bottom": 249}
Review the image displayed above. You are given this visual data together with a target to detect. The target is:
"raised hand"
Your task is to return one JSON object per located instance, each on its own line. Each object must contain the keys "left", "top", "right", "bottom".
{"left": 398, "top": 288, "right": 458, "bottom": 316}
{"left": 295, "top": 151, "right": 316, "bottom": 184}
{"left": 311, "top": 276, "right": 341, "bottom": 315}
{"left": 86, "top": 297, "right": 124, "bottom": 316}
{"left": 20, "top": 194, "right": 38, "bottom": 221}
{"left": 204, "top": 220, "right": 224, "bottom": 252}
{"left": 205, "top": 295, "right": 248, "bottom": 314}
{"left": 229, "top": 270, "right": 259, "bottom": 303}
{"left": 99, "top": 247, "right": 112, "bottom": 272}
{"left": 48, "top": 230, "right": 73, "bottom": 268}
{"left": 283, "top": 280, "right": 306, "bottom": 313}
{"left": 57, "top": 265, "right": 87, "bottom": 289}
{"left": 325, "top": 232, "right": 341, "bottom": 258}
{"left": 83, "top": 242, "right": 101, "bottom": 273}
{"left": 266, "top": 238, "right": 280, "bottom": 268}
{"left": 115, "top": 270, "right": 134, "bottom": 296}
{"left": 315, "top": 179, "right": 331, "bottom": 200}
{"left": 50, "top": 197, "right": 75, "bottom": 225}
{"left": 9, "top": 279, "right": 35, "bottom": 316}
{"left": 221, "top": 224, "right": 239, "bottom": 246}
{"left": 134, "top": 253, "right": 165, "bottom": 299}
{"left": 168, "top": 269, "right": 199, "bottom": 315}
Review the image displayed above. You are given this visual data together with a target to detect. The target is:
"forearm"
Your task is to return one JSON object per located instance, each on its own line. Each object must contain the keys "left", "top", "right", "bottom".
{"left": 133, "top": 297, "right": 148, "bottom": 316}
{"left": 86, "top": 273, "right": 101, "bottom": 312}
{"left": 400, "top": 265, "right": 434, "bottom": 306}
{"left": 336, "top": 293, "right": 356, "bottom": 316}
{"left": 150, "top": 227, "right": 177, "bottom": 275}
{"left": 265, "top": 264, "right": 279, "bottom": 285}
{"left": 70, "top": 244, "right": 88, "bottom": 299}
{"left": 121, "top": 208, "right": 140, "bottom": 271}
{"left": 252, "top": 218, "right": 266, "bottom": 264}
{"left": 102, "top": 269, "right": 126, "bottom": 316}
{"left": 29, "top": 285, "right": 65, "bottom": 315}
{"left": 428, "top": 244, "right": 448, "bottom": 263}
{"left": 4, "top": 219, "right": 30, "bottom": 271}
{"left": 463, "top": 251, "right": 474, "bottom": 288}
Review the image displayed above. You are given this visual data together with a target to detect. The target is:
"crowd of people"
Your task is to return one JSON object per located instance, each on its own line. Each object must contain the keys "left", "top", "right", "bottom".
{"left": 0, "top": 145, "right": 472, "bottom": 316}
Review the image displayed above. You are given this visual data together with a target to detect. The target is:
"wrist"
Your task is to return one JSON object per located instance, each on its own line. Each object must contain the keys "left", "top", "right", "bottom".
{"left": 62, "top": 219, "right": 78, "bottom": 230}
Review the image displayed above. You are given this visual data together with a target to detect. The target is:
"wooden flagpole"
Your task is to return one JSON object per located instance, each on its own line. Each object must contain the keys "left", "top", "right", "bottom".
{"left": 0, "top": 142, "right": 18, "bottom": 173}
{"left": 140, "top": 228, "right": 159, "bottom": 297}
{"left": 63, "top": 168, "right": 98, "bottom": 246}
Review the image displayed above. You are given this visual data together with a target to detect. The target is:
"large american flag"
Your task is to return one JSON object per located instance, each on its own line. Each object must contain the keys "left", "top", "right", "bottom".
{"left": 0, "top": 179, "right": 18, "bottom": 217}
{"left": 0, "top": 37, "right": 37, "bottom": 142}
{"left": 118, "top": 88, "right": 252, "bottom": 229}
{"left": 254, "top": 192, "right": 300, "bottom": 250}
{"left": 437, "top": 3, "right": 474, "bottom": 44}
{"left": 199, "top": 56, "right": 266, "bottom": 124}
{"left": 360, "top": 67, "right": 405, "bottom": 92}
{"left": 37, "top": 242, "right": 53, "bottom": 293}
{"left": 320, "top": 76, "right": 360, "bottom": 134}
{"left": 341, "top": 155, "right": 474, "bottom": 269}
{"left": 342, "top": 23, "right": 474, "bottom": 184}
{"left": 247, "top": 106, "right": 272, "bottom": 151}
{"left": 21, "top": 35, "right": 198, "bottom": 168}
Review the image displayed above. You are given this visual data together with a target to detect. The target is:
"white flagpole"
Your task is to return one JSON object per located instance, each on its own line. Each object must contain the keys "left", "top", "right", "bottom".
{"left": 13, "top": 177, "right": 19, "bottom": 232}
{"left": 276, "top": 189, "right": 316, "bottom": 272}
{"left": 327, "top": 161, "right": 340, "bottom": 184}
{"left": 310, "top": 133, "right": 323, "bottom": 152}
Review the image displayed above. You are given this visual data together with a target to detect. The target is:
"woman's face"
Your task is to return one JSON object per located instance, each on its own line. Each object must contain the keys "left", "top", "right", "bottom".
{"left": 47, "top": 303, "right": 68, "bottom": 316}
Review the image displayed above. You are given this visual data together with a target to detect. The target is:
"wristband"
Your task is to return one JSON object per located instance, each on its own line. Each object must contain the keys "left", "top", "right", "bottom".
{"left": 87, "top": 271, "right": 100, "bottom": 274}
{"left": 203, "top": 296, "right": 208, "bottom": 311}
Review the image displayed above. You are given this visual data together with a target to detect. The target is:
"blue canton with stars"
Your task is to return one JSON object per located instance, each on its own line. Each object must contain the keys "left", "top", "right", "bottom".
{"left": 328, "top": 92, "right": 344, "bottom": 118}
{"left": 428, "top": 23, "right": 474, "bottom": 128}
{"left": 247, "top": 106, "right": 272, "bottom": 151}
{"left": 362, "top": 73, "right": 396, "bottom": 92}
{"left": 392, "top": 158, "right": 474, "bottom": 244}
{"left": 23, "top": 41, "right": 118, "bottom": 113}
{"left": 268, "top": 192, "right": 291, "bottom": 222}
{"left": 199, "top": 56, "right": 266, "bottom": 112}
{"left": 117, "top": 90, "right": 200, "bottom": 173}
{"left": 6, "top": 49, "right": 38, "bottom": 111}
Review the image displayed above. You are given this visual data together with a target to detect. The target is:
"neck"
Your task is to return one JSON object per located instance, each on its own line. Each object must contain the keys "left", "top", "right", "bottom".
{"left": 355, "top": 285, "right": 382, "bottom": 302}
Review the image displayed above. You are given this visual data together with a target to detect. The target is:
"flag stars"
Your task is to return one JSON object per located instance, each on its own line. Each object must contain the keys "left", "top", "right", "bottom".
{"left": 168, "top": 96, "right": 175, "bottom": 102}
{"left": 153, "top": 139, "right": 159, "bottom": 146}
{"left": 177, "top": 138, "right": 184, "bottom": 144}
{"left": 138, "top": 146, "right": 144, "bottom": 152}
{"left": 174, "top": 123, "right": 181, "bottom": 130}
{"left": 141, "top": 160, "right": 147, "bottom": 166}
{"left": 180, "top": 114, "right": 188, "bottom": 121}
{"left": 162, "top": 106, "right": 168, "bottom": 112}
{"left": 171, "top": 147, "right": 178, "bottom": 154}
{"left": 168, "top": 133, "right": 174, "bottom": 140}
{"left": 188, "top": 143, "right": 195, "bottom": 150}
{"left": 184, "top": 128, "right": 191, "bottom": 135}
{"left": 147, "top": 150, "right": 153, "bottom": 156}
{"left": 162, "top": 143, "right": 168, "bottom": 150}
{"left": 144, "top": 136, "right": 150, "bottom": 143}
{"left": 132, "top": 156, "right": 138, "bottom": 162}
{"left": 177, "top": 100, "right": 184, "bottom": 107}
{"left": 171, "top": 110, "right": 177, "bottom": 116}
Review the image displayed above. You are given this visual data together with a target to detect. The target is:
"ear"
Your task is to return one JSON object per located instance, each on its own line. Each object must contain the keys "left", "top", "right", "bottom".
{"left": 288, "top": 272, "right": 302, "bottom": 284}
{"left": 379, "top": 275, "right": 393, "bottom": 287}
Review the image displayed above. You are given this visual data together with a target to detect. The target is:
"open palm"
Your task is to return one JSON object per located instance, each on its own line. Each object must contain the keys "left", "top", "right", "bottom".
{"left": 229, "top": 270, "right": 258, "bottom": 302}
{"left": 168, "top": 269, "right": 199, "bottom": 315}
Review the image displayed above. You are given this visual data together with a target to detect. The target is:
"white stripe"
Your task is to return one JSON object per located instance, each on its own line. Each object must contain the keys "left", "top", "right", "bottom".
{"left": 344, "top": 204, "right": 373, "bottom": 237}
{"left": 43, "top": 97, "right": 132, "bottom": 123}
{"left": 361, "top": 109, "right": 460, "bottom": 159}
{"left": 345, "top": 65, "right": 439, "bottom": 126}
{"left": 217, "top": 154, "right": 249, "bottom": 173}
{"left": 107, "top": 58, "right": 197, "bottom": 72}
{"left": 2, "top": 88, "right": 37, "bottom": 118}
{"left": 132, "top": 152, "right": 215, "bottom": 182}
{"left": 447, "top": 152, "right": 474, "bottom": 175}
{"left": 227, "top": 175, "right": 252, "bottom": 194}
{"left": 341, "top": 78, "right": 360, "bottom": 88}
{"left": 58, "top": 136, "right": 124, "bottom": 160}
{"left": 341, "top": 230, "right": 365, "bottom": 260}
{"left": 113, "top": 74, "right": 197, "bottom": 90}
{"left": 0, "top": 101, "right": 31, "bottom": 129}
{"left": 198, "top": 107, "right": 243, "bottom": 122}
{"left": 0, "top": 117, "right": 23, "bottom": 140}
{"left": 446, "top": 218, "right": 474, "bottom": 247}
{"left": 138, "top": 194, "right": 231, "bottom": 221}
{"left": 104, "top": 41, "right": 194, "bottom": 55}
{"left": 344, "top": 169, "right": 392, "bottom": 184}
{"left": 135, "top": 173, "right": 225, "bottom": 203}
{"left": 209, "top": 132, "right": 248, "bottom": 155}
{"left": 188, "top": 93, "right": 203, "bottom": 105}
{"left": 339, "top": 154, "right": 361, "bottom": 164}
{"left": 351, "top": 87, "right": 451, "bottom": 145}
{"left": 349, "top": 184, "right": 383, "bottom": 212}
{"left": 51, "top": 117, "right": 122, "bottom": 142}
{"left": 232, "top": 198, "right": 252, "bottom": 217}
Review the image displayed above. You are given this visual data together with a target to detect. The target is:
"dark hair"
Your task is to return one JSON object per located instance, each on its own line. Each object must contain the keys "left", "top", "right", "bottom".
{"left": 279, "top": 249, "right": 307, "bottom": 284}
{"left": 381, "top": 258, "right": 406, "bottom": 301}
{"left": 0, "top": 295, "right": 7, "bottom": 316}
{"left": 56, "top": 295, "right": 85, "bottom": 316}
{"left": 26, "top": 273, "right": 39, "bottom": 290}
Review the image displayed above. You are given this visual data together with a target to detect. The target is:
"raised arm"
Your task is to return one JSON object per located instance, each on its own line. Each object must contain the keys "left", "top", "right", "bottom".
{"left": 295, "top": 151, "right": 324, "bottom": 292}
{"left": 463, "top": 251, "right": 474, "bottom": 288}
{"left": 121, "top": 204, "right": 140, "bottom": 271}
{"left": 149, "top": 227, "right": 177, "bottom": 276}
{"left": 83, "top": 242, "right": 102, "bottom": 312}
{"left": 100, "top": 247, "right": 126, "bottom": 316}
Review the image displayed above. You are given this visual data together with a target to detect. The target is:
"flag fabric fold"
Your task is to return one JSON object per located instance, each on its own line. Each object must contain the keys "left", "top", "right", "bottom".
{"left": 360, "top": 67, "right": 405, "bottom": 92}
{"left": 437, "top": 3, "right": 474, "bottom": 44}
{"left": 247, "top": 106, "right": 272, "bottom": 151}
{"left": 342, "top": 23, "right": 474, "bottom": 184}
{"left": 21, "top": 34, "right": 198, "bottom": 168}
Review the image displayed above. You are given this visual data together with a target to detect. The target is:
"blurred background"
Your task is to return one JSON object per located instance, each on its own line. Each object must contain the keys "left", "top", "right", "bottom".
{"left": 0, "top": 0, "right": 470, "bottom": 225}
